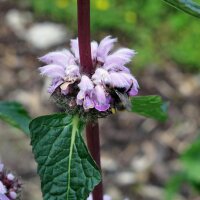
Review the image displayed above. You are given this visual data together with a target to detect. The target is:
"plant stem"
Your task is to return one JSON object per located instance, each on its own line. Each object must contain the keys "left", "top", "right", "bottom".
{"left": 77, "top": 0, "right": 103, "bottom": 200}
{"left": 86, "top": 123, "right": 103, "bottom": 200}
{"left": 77, "top": 0, "right": 93, "bottom": 75}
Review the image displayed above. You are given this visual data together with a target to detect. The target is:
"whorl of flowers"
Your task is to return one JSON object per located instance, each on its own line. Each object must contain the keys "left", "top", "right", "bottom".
{"left": 0, "top": 163, "right": 21, "bottom": 200}
{"left": 39, "top": 36, "right": 139, "bottom": 120}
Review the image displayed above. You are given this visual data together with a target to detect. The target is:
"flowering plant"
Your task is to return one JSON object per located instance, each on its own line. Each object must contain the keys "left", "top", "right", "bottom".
{"left": 30, "top": 30, "right": 167, "bottom": 200}
{"left": 0, "top": 0, "right": 168, "bottom": 198}
{"left": 1, "top": 0, "right": 200, "bottom": 200}
{"left": 30, "top": 32, "right": 168, "bottom": 199}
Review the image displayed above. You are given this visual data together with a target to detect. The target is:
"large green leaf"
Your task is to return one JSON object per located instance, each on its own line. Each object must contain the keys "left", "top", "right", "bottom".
{"left": 131, "top": 95, "right": 168, "bottom": 122}
{"left": 0, "top": 101, "right": 31, "bottom": 135}
{"left": 30, "top": 114, "right": 101, "bottom": 200}
{"left": 163, "top": 0, "right": 200, "bottom": 18}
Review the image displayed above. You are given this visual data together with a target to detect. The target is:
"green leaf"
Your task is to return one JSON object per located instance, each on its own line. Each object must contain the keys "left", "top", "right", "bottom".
{"left": 130, "top": 95, "right": 168, "bottom": 122}
{"left": 164, "top": 173, "right": 186, "bottom": 200}
{"left": 181, "top": 137, "right": 200, "bottom": 182}
{"left": 163, "top": 0, "right": 200, "bottom": 18}
{"left": 30, "top": 114, "right": 101, "bottom": 200}
{"left": 0, "top": 101, "right": 31, "bottom": 135}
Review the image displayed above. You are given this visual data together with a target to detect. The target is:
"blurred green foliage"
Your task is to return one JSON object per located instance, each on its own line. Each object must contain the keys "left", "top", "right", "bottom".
{"left": 165, "top": 137, "right": 200, "bottom": 200}
{"left": 30, "top": 0, "right": 200, "bottom": 71}
{"left": 163, "top": 0, "right": 200, "bottom": 18}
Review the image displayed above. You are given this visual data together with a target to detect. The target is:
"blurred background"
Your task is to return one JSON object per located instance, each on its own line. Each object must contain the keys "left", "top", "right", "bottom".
{"left": 0, "top": 0, "right": 200, "bottom": 199}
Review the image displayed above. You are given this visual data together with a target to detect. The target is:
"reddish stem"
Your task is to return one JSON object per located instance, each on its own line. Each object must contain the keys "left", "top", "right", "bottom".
{"left": 86, "top": 123, "right": 103, "bottom": 200}
{"left": 77, "top": 0, "right": 93, "bottom": 75}
{"left": 77, "top": 0, "right": 103, "bottom": 200}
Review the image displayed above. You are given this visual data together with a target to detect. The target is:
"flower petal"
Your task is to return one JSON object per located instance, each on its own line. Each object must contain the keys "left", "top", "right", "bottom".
{"left": 128, "top": 77, "right": 139, "bottom": 96}
{"left": 9, "top": 191, "right": 17, "bottom": 200}
{"left": 105, "top": 48, "right": 136, "bottom": 66}
{"left": 7, "top": 173, "right": 15, "bottom": 181}
{"left": 76, "top": 90, "right": 85, "bottom": 105}
{"left": 92, "top": 68, "right": 111, "bottom": 85}
{"left": 94, "top": 85, "right": 110, "bottom": 111}
{"left": 70, "top": 38, "right": 79, "bottom": 59}
{"left": 39, "top": 64, "right": 65, "bottom": 78}
{"left": 103, "top": 63, "right": 130, "bottom": 73}
{"left": 0, "top": 194, "right": 9, "bottom": 200}
{"left": 48, "top": 78, "right": 63, "bottom": 94}
{"left": 91, "top": 41, "right": 98, "bottom": 60}
{"left": 110, "top": 72, "right": 138, "bottom": 91}
{"left": 104, "top": 195, "right": 112, "bottom": 200}
{"left": 83, "top": 95, "right": 94, "bottom": 110}
{"left": 59, "top": 82, "right": 70, "bottom": 95}
{"left": 109, "top": 72, "right": 130, "bottom": 89}
{"left": 65, "top": 65, "right": 80, "bottom": 78}
{"left": 39, "top": 50, "right": 75, "bottom": 67}
{"left": 128, "top": 87, "right": 138, "bottom": 96}
{"left": 94, "top": 85, "right": 107, "bottom": 103}
{"left": 78, "top": 75, "right": 94, "bottom": 91}
{"left": 97, "top": 36, "right": 117, "bottom": 63}
{"left": 0, "top": 181, "right": 7, "bottom": 194}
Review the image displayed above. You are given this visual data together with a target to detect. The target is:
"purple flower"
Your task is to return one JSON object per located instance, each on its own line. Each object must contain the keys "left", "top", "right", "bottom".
{"left": 78, "top": 75, "right": 94, "bottom": 91}
{"left": 39, "top": 50, "right": 80, "bottom": 94}
{"left": 39, "top": 50, "right": 76, "bottom": 66}
{"left": 92, "top": 68, "right": 111, "bottom": 85}
{"left": 91, "top": 41, "right": 98, "bottom": 61}
{"left": 104, "top": 48, "right": 136, "bottom": 68}
{"left": 60, "top": 65, "right": 81, "bottom": 95}
{"left": 103, "top": 63, "right": 130, "bottom": 73}
{"left": 97, "top": 36, "right": 117, "bottom": 63}
{"left": 0, "top": 181, "right": 7, "bottom": 194}
{"left": 77, "top": 75, "right": 111, "bottom": 112}
{"left": 9, "top": 192, "right": 17, "bottom": 200}
{"left": 93, "top": 85, "right": 110, "bottom": 111}
{"left": 39, "top": 35, "right": 139, "bottom": 114}
{"left": 77, "top": 75, "right": 95, "bottom": 110}
{"left": 47, "top": 78, "right": 64, "bottom": 94}
{"left": 0, "top": 163, "right": 21, "bottom": 200}
{"left": 7, "top": 174, "right": 15, "bottom": 181}
{"left": 70, "top": 39, "right": 80, "bottom": 60}
{"left": 0, "top": 194, "right": 10, "bottom": 200}
{"left": 39, "top": 64, "right": 65, "bottom": 79}
{"left": 109, "top": 72, "right": 139, "bottom": 95}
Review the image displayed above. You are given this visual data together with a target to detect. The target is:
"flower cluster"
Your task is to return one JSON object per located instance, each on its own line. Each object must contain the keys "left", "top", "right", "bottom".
{"left": 0, "top": 163, "right": 21, "bottom": 200}
{"left": 39, "top": 36, "right": 139, "bottom": 120}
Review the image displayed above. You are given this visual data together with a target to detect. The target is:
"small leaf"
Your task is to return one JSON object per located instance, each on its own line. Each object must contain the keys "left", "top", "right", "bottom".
{"left": 30, "top": 114, "right": 101, "bottom": 200}
{"left": 181, "top": 137, "right": 200, "bottom": 182}
{"left": 163, "top": 0, "right": 200, "bottom": 18}
{"left": 130, "top": 95, "right": 168, "bottom": 122}
{"left": 164, "top": 173, "right": 187, "bottom": 200}
{"left": 0, "top": 101, "right": 31, "bottom": 135}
